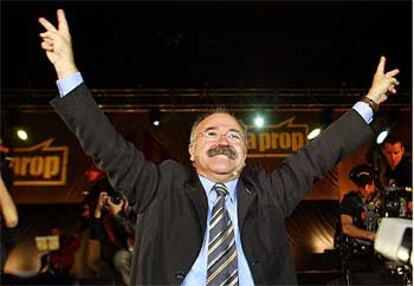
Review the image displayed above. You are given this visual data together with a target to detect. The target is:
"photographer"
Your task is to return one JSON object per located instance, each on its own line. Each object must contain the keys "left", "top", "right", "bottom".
{"left": 88, "top": 178, "right": 136, "bottom": 285}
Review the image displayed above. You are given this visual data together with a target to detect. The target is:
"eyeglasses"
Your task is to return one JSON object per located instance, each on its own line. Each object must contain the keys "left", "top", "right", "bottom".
{"left": 198, "top": 129, "right": 244, "bottom": 143}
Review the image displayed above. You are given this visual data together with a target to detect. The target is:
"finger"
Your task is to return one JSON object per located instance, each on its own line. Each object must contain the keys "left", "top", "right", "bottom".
{"left": 385, "top": 69, "right": 400, "bottom": 78}
{"left": 38, "top": 17, "right": 58, "bottom": 32}
{"left": 388, "top": 86, "right": 397, "bottom": 94}
{"left": 57, "top": 9, "right": 70, "bottom": 36}
{"left": 44, "top": 38, "right": 54, "bottom": 45}
{"left": 375, "top": 56, "right": 386, "bottom": 74}
{"left": 391, "top": 78, "right": 400, "bottom": 86}
{"left": 39, "top": 31, "right": 59, "bottom": 41}
{"left": 40, "top": 41, "right": 53, "bottom": 51}
{"left": 39, "top": 31, "right": 56, "bottom": 37}
{"left": 107, "top": 199, "right": 115, "bottom": 206}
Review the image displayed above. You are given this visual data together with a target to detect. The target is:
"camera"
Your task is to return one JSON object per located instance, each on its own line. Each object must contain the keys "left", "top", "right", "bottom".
{"left": 110, "top": 192, "right": 123, "bottom": 205}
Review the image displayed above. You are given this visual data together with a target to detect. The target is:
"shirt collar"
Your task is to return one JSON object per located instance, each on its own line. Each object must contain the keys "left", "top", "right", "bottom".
{"left": 198, "top": 175, "right": 238, "bottom": 202}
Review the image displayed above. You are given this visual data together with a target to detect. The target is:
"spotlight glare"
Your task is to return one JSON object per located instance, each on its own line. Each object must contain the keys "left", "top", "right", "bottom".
{"left": 376, "top": 130, "right": 389, "bottom": 144}
{"left": 17, "top": 129, "right": 28, "bottom": 141}
{"left": 307, "top": 128, "right": 321, "bottom": 140}
{"left": 153, "top": 120, "right": 160, "bottom": 126}
{"left": 254, "top": 116, "right": 265, "bottom": 128}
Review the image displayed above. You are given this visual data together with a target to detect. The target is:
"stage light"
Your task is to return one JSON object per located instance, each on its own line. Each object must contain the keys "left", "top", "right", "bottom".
{"left": 376, "top": 129, "right": 389, "bottom": 144}
{"left": 16, "top": 129, "right": 28, "bottom": 141}
{"left": 150, "top": 110, "right": 161, "bottom": 127}
{"left": 307, "top": 128, "right": 321, "bottom": 140}
{"left": 307, "top": 109, "right": 332, "bottom": 140}
{"left": 254, "top": 116, "right": 265, "bottom": 128}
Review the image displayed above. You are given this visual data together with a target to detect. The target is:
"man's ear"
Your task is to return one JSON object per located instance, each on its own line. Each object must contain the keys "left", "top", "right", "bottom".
{"left": 188, "top": 144, "right": 195, "bottom": 162}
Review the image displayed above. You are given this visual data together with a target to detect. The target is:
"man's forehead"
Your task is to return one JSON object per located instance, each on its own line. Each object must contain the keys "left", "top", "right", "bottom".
{"left": 384, "top": 142, "right": 404, "bottom": 150}
{"left": 197, "top": 113, "right": 241, "bottom": 130}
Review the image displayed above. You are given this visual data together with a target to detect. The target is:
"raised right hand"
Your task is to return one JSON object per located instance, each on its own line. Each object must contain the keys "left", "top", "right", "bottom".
{"left": 366, "top": 56, "right": 400, "bottom": 105}
{"left": 39, "top": 9, "right": 78, "bottom": 79}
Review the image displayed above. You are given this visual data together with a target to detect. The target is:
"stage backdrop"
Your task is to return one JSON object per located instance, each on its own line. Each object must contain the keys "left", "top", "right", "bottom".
{"left": 7, "top": 108, "right": 412, "bottom": 204}
{"left": 3, "top": 107, "right": 411, "bottom": 276}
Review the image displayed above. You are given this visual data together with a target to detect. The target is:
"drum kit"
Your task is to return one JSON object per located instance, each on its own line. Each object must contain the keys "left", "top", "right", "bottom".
{"left": 382, "top": 185, "right": 412, "bottom": 219}
{"left": 336, "top": 184, "right": 412, "bottom": 286}
{"left": 377, "top": 185, "right": 412, "bottom": 286}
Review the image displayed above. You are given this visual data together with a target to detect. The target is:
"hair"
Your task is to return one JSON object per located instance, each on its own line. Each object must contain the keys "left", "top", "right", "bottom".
{"left": 382, "top": 134, "right": 404, "bottom": 147}
{"left": 189, "top": 108, "right": 248, "bottom": 145}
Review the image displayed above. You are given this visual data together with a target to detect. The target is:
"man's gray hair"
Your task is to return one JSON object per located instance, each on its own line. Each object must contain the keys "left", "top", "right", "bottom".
{"left": 189, "top": 108, "right": 248, "bottom": 145}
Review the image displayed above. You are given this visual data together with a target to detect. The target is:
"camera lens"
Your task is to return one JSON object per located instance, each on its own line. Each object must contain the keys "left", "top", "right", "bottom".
{"left": 111, "top": 193, "right": 122, "bottom": 205}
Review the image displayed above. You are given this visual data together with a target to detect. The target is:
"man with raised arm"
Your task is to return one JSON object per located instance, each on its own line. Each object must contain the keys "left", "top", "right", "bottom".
{"left": 39, "top": 9, "right": 399, "bottom": 286}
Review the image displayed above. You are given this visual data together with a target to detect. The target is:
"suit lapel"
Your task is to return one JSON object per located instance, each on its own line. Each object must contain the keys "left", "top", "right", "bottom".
{"left": 185, "top": 173, "right": 208, "bottom": 234}
{"left": 184, "top": 173, "right": 257, "bottom": 235}
{"left": 237, "top": 178, "right": 257, "bottom": 231}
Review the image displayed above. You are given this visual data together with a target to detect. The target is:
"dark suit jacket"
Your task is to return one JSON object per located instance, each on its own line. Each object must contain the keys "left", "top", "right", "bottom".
{"left": 51, "top": 83, "right": 373, "bottom": 285}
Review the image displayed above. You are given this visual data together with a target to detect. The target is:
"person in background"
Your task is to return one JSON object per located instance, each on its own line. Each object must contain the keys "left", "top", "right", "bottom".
{"left": 39, "top": 9, "right": 400, "bottom": 286}
{"left": 0, "top": 138, "right": 19, "bottom": 273}
{"left": 335, "top": 164, "right": 381, "bottom": 252}
{"left": 39, "top": 227, "right": 81, "bottom": 276}
{"left": 103, "top": 193, "right": 136, "bottom": 286}
{"left": 334, "top": 163, "right": 395, "bottom": 285}
{"left": 0, "top": 175, "right": 19, "bottom": 272}
{"left": 380, "top": 134, "right": 413, "bottom": 218}
{"left": 381, "top": 134, "right": 412, "bottom": 188}
{"left": 87, "top": 178, "right": 136, "bottom": 285}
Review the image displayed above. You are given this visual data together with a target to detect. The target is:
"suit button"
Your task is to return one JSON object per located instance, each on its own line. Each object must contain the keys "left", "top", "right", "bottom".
{"left": 250, "top": 259, "right": 259, "bottom": 267}
{"left": 175, "top": 271, "right": 185, "bottom": 280}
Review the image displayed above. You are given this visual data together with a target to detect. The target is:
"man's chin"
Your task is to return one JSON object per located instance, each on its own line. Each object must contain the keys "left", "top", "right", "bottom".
{"left": 209, "top": 163, "right": 241, "bottom": 176}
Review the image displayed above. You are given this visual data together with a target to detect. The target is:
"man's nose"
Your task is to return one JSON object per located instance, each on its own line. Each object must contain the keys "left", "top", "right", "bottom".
{"left": 217, "top": 134, "right": 230, "bottom": 144}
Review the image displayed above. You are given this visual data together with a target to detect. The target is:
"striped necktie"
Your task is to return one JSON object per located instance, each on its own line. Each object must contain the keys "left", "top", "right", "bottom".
{"left": 207, "top": 183, "right": 239, "bottom": 286}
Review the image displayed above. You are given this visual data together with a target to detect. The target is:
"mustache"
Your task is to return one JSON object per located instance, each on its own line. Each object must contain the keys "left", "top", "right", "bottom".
{"left": 207, "top": 146, "right": 237, "bottom": 159}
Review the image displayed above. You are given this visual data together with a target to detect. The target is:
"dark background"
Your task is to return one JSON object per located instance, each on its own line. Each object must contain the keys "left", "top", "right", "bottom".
{"left": 2, "top": 0, "right": 412, "bottom": 90}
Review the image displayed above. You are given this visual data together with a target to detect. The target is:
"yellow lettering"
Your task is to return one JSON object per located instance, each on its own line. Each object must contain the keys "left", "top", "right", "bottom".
{"left": 259, "top": 133, "right": 270, "bottom": 152}
{"left": 279, "top": 133, "right": 291, "bottom": 149}
{"left": 30, "top": 156, "right": 44, "bottom": 176}
{"left": 11, "top": 157, "right": 20, "bottom": 176}
{"left": 44, "top": 156, "right": 60, "bottom": 179}
{"left": 11, "top": 155, "right": 61, "bottom": 179}
{"left": 21, "top": 157, "right": 31, "bottom": 176}
{"left": 271, "top": 132, "right": 279, "bottom": 149}
{"left": 291, "top": 132, "right": 304, "bottom": 152}
{"left": 247, "top": 133, "right": 257, "bottom": 149}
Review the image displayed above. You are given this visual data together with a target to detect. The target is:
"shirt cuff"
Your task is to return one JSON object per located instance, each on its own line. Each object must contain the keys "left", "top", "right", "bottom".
{"left": 56, "top": 72, "right": 84, "bottom": 98}
{"left": 352, "top": 101, "right": 374, "bottom": 124}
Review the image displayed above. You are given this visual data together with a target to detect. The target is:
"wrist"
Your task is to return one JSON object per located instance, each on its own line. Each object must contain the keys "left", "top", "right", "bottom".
{"left": 360, "top": 95, "right": 379, "bottom": 113}
{"left": 56, "top": 63, "right": 78, "bottom": 80}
